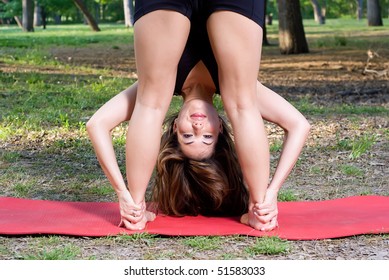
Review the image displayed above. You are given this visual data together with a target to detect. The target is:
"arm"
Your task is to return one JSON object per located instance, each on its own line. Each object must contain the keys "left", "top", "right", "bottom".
{"left": 252, "top": 82, "right": 310, "bottom": 230}
{"left": 257, "top": 82, "right": 310, "bottom": 194}
{"left": 86, "top": 83, "right": 155, "bottom": 230}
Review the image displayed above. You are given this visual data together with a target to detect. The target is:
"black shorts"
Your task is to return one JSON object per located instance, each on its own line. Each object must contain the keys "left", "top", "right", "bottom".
{"left": 133, "top": 0, "right": 265, "bottom": 94}
{"left": 134, "top": 0, "right": 265, "bottom": 27}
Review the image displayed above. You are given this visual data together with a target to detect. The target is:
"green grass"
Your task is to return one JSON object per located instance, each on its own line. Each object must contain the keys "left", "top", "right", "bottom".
{"left": 335, "top": 134, "right": 377, "bottom": 160}
{"left": 340, "top": 164, "right": 364, "bottom": 177}
{"left": 0, "top": 73, "right": 135, "bottom": 137}
{"left": 182, "top": 236, "right": 222, "bottom": 251}
{"left": 293, "top": 98, "right": 388, "bottom": 116}
{"left": 245, "top": 236, "right": 290, "bottom": 256}
{"left": 278, "top": 189, "right": 298, "bottom": 202}
{"left": 265, "top": 18, "right": 389, "bottom": 49}
{"left": 270, "top": 140, "right": 283, "bottom": 153}
{"left": 23, "top": 244, "right": 81, "bottom": 260}
{"left": 0, "top": 24, "right": 134, "bottom": 48}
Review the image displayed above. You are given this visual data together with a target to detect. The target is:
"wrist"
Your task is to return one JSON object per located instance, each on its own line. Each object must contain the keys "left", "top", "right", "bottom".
{"left": 267, "top": 182, "right": 280, "bottom": 193}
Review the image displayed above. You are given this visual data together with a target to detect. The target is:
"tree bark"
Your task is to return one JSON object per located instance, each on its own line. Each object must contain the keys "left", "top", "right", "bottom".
{"left": 356, "top": 0, "right": 364, "bottom": 20}
{"left": 22, "top": 0, "right": 34, "bottom": 32}
{"left": 311, "top": 0, "right": 325, "bottom": 24}
{"left": 73, "top": 0, "right": 101, "bottom": 31}
{"left": 33, "top": 0, "right": 41, "bottom": 26}
{"left": 123, "top": 0, "right": 134, "bottom": 27}
{"left": 277, "top": 0, "right": 309, "bottom": 54}
{"left": 367, "top": 0, "right": 383, "bottom": 26}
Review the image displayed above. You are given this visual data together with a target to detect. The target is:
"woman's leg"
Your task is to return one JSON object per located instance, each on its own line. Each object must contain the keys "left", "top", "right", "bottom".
{"left": 125, "top": 10, "right": 190, "bottom": 214}
{"left": 207, "top": 11, "right": 269, "bottom": 230}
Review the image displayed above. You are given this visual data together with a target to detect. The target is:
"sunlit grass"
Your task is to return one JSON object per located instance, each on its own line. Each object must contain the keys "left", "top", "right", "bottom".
{"left": 335, "top": 134, "right": 377, "bottom": 160}
{"left": 264, "top": 18, "right": 389, "bottom": 49}
{"left": 245, "top": 236, "right": 290, "bottom": 255}
{"left": 182, "top": 236, "right": 222, "bottom": 251}
{"left": 0, "top": 23, "right": 133, "bottom": 48}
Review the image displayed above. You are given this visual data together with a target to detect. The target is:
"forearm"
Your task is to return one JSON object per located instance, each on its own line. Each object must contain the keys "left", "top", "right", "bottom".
{"left": 86, "top": 83, "right": 138, "bottom": 195}
{"left": 87, "top": 126, "right": 127, "bottom": 194}
{"left": 268, "top": 122, "right": 310, "bottom": 192}
{"left": 255, "top": 82, "right": 310, "bottom": 193}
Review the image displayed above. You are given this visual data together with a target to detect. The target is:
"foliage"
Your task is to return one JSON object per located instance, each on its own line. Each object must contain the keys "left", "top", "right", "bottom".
{"left": 0, "top": 0, "right": 22, "bottom": 18}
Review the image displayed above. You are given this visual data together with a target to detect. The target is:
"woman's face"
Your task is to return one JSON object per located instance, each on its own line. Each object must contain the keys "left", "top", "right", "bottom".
{"left": 174, "top": 99, "right": 222, "bottom": 160}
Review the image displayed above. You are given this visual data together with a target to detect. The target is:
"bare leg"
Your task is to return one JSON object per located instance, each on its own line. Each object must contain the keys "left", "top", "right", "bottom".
{"left": 123, "top": 11, "right": 190, "bottom": 229}
{"left": 207, "top": 11, "right": 269, "bottom": 230}
{"left": 244, "top": 82, "right": 310, "bottom": 231}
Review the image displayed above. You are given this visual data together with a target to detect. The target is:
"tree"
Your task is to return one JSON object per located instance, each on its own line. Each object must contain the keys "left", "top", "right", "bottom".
{"left": 33, "top": 0, "right": 41, "bottom": 26}
{"left": 277, "top": 0, "right": 309, "bottom": 54}
{"left": 73, "top": 0, "right": 100, "bottom": 31}
{"left": 367, "top": 0, "right": 383, "bottom": 26}
{"left": 356, "top": 0, "right": 364, "bottom": 20}
{"left": 123, "top": 0, "right": 134, "bottom": 27}
{"left": 22, "top": 0, "right": 34, "bottom": 31}
{"left": 311, "top": 0, "right": 325, "bottom": 24}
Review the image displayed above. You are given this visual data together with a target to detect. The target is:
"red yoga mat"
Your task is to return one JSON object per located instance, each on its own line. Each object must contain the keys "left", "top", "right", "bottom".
{"left": 0, "top": 196, "right": 388, "bottom": 240}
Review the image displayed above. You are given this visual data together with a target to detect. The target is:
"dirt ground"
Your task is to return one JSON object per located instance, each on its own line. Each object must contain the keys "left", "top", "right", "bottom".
{"left": 1, "top": 43, "right": 389, "bottom": 260}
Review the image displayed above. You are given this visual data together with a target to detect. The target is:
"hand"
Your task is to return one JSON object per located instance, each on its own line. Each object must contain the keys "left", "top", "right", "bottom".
{"left": 117, "top": 190, "right": 156, "bottom": 230}
{"left": 240, "top": 208, "right": 268, "bottom": 231}
{"left": 119, "top": 209, "right": 156, "bottom": 231}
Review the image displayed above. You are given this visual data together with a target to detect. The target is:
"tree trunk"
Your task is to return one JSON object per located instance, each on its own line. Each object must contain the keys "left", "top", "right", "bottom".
{"left": 311, "top": 0, "right": 325, "bottom": 24}
{"left": 367, "top": 0, "right": 383, "bottom": 26}
{"left": 123, "top": 0, "right": 134, "bottom": 27}
{"left": 33, "top": 0, "right": 41, "bottom": 26}
{"left": 73, "top": 0, "right": 101, "bottom": 31}
{"left": 22, "top": 0, "right": 34, "bottom": 32}
{"left": 356, "top": 0, "right": 364, "bottom": 20}
{"left": 277, "top": 0, "right": 309, "bottom": 54}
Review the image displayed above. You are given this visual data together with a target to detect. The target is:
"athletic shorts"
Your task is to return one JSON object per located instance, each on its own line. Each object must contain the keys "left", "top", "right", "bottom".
{"left": 134, "top": 0, "right": 265, "bottom": 27}
{"left": 133, "top": 0, "right": 265, "bottom": 94}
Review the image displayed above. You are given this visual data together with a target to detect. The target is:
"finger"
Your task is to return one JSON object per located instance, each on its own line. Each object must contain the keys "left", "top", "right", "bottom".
{"left": 260, "top": 218, "right": 278, "bottom": 232}
{"left": 254, "top": 207, "right": 278, "bottom": 217}
{"left": 121, "top": 212, "right": 143, "bottom": 224}
{"left": 254, "top": 203, "right": 275, "bottom": 212}
{"left": 255, "top": 214, "right": 270, "bottom": 224}
{"left": 131, "top": 209, "right": 143, "bottom": 217}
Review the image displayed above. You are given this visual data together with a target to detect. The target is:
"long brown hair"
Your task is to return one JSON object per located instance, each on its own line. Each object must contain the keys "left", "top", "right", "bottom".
{"left": 152, "top": 114, "right": 248, "bottom": 217}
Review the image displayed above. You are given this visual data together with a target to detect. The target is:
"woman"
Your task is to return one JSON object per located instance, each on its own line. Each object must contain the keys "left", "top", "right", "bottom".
{"left": 87, "top": 0, "right": 310, "bottom": 231}
{"left": 87, "top": 56, "right": 309, "bottom": 232}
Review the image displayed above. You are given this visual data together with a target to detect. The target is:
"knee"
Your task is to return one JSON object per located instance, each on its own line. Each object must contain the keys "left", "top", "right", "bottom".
{"left": 221, "top": 87, "right": 258, "bottom": 115}
{"left": 86, "top": 116, "right": 97, "bottom": 135}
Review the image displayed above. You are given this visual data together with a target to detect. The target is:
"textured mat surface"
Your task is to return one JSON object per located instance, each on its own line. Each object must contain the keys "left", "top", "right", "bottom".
{"left": 1, "top": 196, "right": 388, "bottom": 240}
